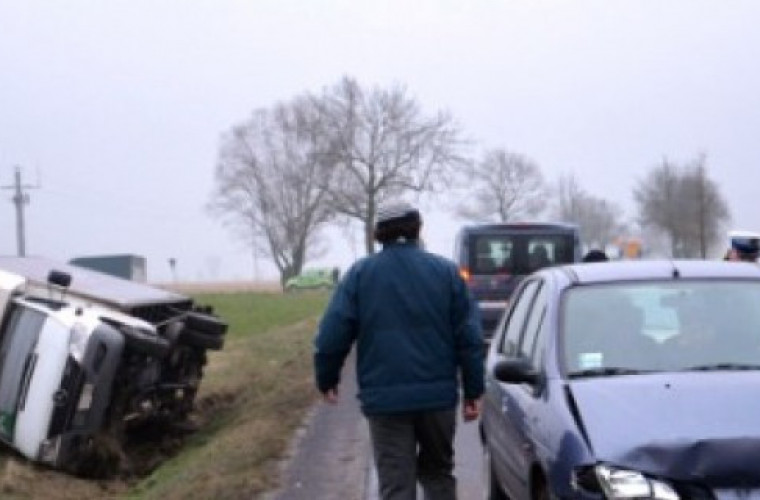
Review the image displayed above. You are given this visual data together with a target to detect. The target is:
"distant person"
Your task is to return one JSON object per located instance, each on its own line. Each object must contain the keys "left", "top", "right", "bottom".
{"left": 331, "top": 266, "right": 340, "bottom": 285}
{"left": 582, "top": 249, "right": 609, "bottom": 263}
{"left": 529, "top": 244, "right": 552, "bottom": 270}
{"left": 725, "top": 235, "right": 760, "bottom": 262}
{"left": 314, "top": 202, "right": 484, "bottom": 500}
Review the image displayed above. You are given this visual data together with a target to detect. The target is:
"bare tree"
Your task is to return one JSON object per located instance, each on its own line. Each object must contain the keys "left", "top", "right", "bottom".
{"left": 554, "top": 173, "right": 628, "bottom": 249}
{"left": 634, "top": 160, "right": 685, "bottom": 256}
{"left": 634, "top": 155, "right": 729, "bottom": 258}
{"left": 209, "top": 97, "right": 335, "bottom": 285}
{"left": 682, "top": 155, "right": 731, "bottom": 257}
{"left": 455, "top": 148, "right": 546, "bottom": 222}
{"left": 314, "top": 76, "right": 466, "bottom": 254}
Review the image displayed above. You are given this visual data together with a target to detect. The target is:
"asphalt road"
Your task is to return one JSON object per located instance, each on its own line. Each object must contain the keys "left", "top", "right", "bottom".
{"left": 365, "top": 411, "right": 484, "bottom": 500}
{"left": 267, "top": 349, "right": 485, "bottom": 500}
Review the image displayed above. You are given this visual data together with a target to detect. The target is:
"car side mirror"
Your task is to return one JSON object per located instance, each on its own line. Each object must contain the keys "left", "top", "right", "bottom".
{"left": 492, "top": 357, "right": 540, "bottom": 385}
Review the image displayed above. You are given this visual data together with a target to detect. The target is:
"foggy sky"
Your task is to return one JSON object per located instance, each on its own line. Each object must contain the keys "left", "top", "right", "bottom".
{"left": 1, "top": 1, "right": 759, "bottom": 282}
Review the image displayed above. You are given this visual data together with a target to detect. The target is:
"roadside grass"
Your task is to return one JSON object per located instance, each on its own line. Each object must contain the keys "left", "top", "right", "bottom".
{"left": 125, "top": 290, "right": 330, "bottom": 499}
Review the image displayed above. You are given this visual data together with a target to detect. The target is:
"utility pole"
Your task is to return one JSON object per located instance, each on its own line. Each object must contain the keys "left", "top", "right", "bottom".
{"left": 2, "top": 166, "right": 38, "bottom": 257}
{"left": 168, "top": 257, "right": 178, "bottom": 282}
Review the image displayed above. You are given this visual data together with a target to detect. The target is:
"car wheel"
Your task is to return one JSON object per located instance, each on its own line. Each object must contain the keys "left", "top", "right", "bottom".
{"left": 182, "top": 310, "right": 227, "bottom": 336}
{"left": 483, "top": 444, "right": 509, "bottom": 500}
{"left": 121, "top": 326, "right": 171, "bottom": 358}
{"left": 180, "top": 328, "right": 225, "bottom": 350}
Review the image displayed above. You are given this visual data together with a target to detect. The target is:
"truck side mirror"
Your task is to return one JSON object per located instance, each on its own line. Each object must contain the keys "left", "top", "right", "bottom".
{"left": 48, "top": 270, "right": 72, "bottom": 289}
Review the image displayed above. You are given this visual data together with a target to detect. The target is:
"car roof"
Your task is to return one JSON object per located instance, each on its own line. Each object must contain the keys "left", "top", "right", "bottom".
{"left": 548, "top": 259, "right": 760, "bottom": 285}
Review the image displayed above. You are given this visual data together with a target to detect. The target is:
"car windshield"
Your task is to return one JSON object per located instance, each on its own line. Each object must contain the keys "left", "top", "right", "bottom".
{"left": 0, "top": 304, "right": 46, "bottom": 438}
{"left": 469, "top": 233, "right": 575, "bottom": 275}
{"left": 562, "top": 281, "right": 760, "bottom": 376}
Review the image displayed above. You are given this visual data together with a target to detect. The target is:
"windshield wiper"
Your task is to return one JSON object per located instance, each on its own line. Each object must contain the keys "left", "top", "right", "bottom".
{"left": 569, "top": 367, "right": 651, "bottom": 378}
{"left": 682, "top": 363, "right": 760, "bottom": 372}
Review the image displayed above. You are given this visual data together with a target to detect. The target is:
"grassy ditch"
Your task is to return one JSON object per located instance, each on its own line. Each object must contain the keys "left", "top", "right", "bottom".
{"left": 125, "top": 290, "right": 331, "bottom": 499}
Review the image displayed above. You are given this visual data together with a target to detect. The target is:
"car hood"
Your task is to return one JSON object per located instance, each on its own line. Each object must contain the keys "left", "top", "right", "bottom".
{"left": 569, "top": 372, "right": 760, "bottom": 486}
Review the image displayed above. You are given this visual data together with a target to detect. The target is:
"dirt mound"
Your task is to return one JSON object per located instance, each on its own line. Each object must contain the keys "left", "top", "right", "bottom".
{"left": 113, "top": 391, "right": 238, "bottom": 480}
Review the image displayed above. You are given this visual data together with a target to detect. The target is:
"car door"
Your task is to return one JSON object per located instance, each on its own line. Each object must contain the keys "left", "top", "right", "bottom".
{"left": 503, "top": 280, "right": 550, "bottom": 493}
{"left": 484, "top": 278, "right": 541, "bottom": 498}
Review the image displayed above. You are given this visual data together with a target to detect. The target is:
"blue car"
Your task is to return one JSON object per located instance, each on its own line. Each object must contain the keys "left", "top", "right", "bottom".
{"left": 481, "top": 259, "right": 760, "bottom": 499}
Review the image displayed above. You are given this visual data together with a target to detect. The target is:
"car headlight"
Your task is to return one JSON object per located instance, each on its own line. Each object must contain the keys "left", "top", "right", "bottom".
{"left": 68, "top": 323, "right": 89, "bottom": 362}
{"left": 595, "top": 465, "right": 679, "bottom": 500}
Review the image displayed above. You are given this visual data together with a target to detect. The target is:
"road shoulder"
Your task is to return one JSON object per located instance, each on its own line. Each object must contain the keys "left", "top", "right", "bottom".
{"left": 264, "top": 349, "right": 372, "bottom": 500}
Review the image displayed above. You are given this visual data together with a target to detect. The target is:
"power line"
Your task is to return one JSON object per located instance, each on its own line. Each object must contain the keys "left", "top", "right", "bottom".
{"left": 2, "top": 166, "right": 40, "bottom": 256}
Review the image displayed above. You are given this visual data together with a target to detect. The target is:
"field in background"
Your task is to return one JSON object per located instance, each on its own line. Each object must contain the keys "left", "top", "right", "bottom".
{"left": 157, "top": 280, "right": 282, "bottom": 294}
{"left": 0, "top": 289, "right": 331, "bottom": 499}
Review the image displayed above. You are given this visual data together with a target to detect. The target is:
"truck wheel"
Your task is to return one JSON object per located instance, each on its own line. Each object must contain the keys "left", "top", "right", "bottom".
{"left": 183, "top": 311, "right": 227, "bottom": 336}
{"left": 122, "top": 326, "right": 171, "bottom": 358}
{"left": 180, "top": 328, "right": 225, "bottom": 350}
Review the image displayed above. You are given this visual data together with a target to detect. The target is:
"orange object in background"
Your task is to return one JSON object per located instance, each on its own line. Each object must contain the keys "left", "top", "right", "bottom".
{"left": 623, "top": 238, "right": 643, "bottom": 259}
{"left": 608, "top": 237, "right": 643, "bottom": 260}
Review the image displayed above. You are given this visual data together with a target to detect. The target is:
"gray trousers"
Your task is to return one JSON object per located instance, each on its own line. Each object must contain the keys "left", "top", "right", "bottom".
{"left": 367, "top": 409, "right": 457, "bottom": 500}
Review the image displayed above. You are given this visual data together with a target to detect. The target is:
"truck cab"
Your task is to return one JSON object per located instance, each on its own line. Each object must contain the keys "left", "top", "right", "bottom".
{"left": 0, "top": 257, "right": 227, "bottom": 475}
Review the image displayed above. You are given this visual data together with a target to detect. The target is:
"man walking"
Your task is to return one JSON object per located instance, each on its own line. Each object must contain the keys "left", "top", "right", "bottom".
{"left": 314, "top": 202, "right": 484, "bottom": 500}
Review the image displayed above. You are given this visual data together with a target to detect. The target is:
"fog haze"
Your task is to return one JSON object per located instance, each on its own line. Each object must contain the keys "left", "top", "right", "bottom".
{"left": 1, "top": 1, "right": 759, "bottom": 281}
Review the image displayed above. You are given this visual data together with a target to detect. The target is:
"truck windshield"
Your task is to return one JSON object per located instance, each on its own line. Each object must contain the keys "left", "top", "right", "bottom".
{"left": 0, "top": 305, "right": 45, "bottom": 439}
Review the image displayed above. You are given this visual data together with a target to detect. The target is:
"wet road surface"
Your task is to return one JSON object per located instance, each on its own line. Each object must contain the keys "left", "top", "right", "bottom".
{"left": 267, "top": 349, "right": 484, "bottom": 499}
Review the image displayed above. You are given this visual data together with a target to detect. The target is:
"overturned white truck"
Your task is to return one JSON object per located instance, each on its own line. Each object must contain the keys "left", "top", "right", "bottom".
{"left": 0, "top": 256, "right": 227, "bottom": 476}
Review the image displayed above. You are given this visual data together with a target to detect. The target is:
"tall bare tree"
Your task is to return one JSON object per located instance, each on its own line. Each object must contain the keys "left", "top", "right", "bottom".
{"left": 555, "top": 173, "right": 628, "bottom": 249}
{"left": 455, "top": 148, "right": 546, "bottom": 222}
{"left": 634, "top": 155, "right": 729, "bottom": 258}
{"left": 209, "top": 97, "right": 335, "bottom": 285}
{"left": 315, "top": 76, "right": 466, "bottom": 254}
{"left": 682, "top": 156, "right": 731, "bottom": 257}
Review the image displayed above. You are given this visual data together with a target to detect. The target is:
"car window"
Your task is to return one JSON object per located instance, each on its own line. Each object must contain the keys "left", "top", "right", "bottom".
{"left": 468, "top": 233, "right": 575, "bottom": 275}
{"left": 518, "top": 282, "right": 548, "bottom": 367}
{"left": 497, "top": 280, "right": 540, "bottom": 356}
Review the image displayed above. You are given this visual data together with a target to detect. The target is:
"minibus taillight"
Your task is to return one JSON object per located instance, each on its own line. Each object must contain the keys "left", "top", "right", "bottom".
{"left": 459, "top": 267, "right": 471, "bottom": 282}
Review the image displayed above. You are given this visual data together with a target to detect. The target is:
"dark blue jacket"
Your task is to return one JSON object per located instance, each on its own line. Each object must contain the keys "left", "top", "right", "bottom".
{"left": 314, "top": 241, "right": 484, "bottom": 415}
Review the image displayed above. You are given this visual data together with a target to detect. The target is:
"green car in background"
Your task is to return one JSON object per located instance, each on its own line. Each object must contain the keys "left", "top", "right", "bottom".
{"left": 284, "top": 268, "right": 337, "bottom": 292}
